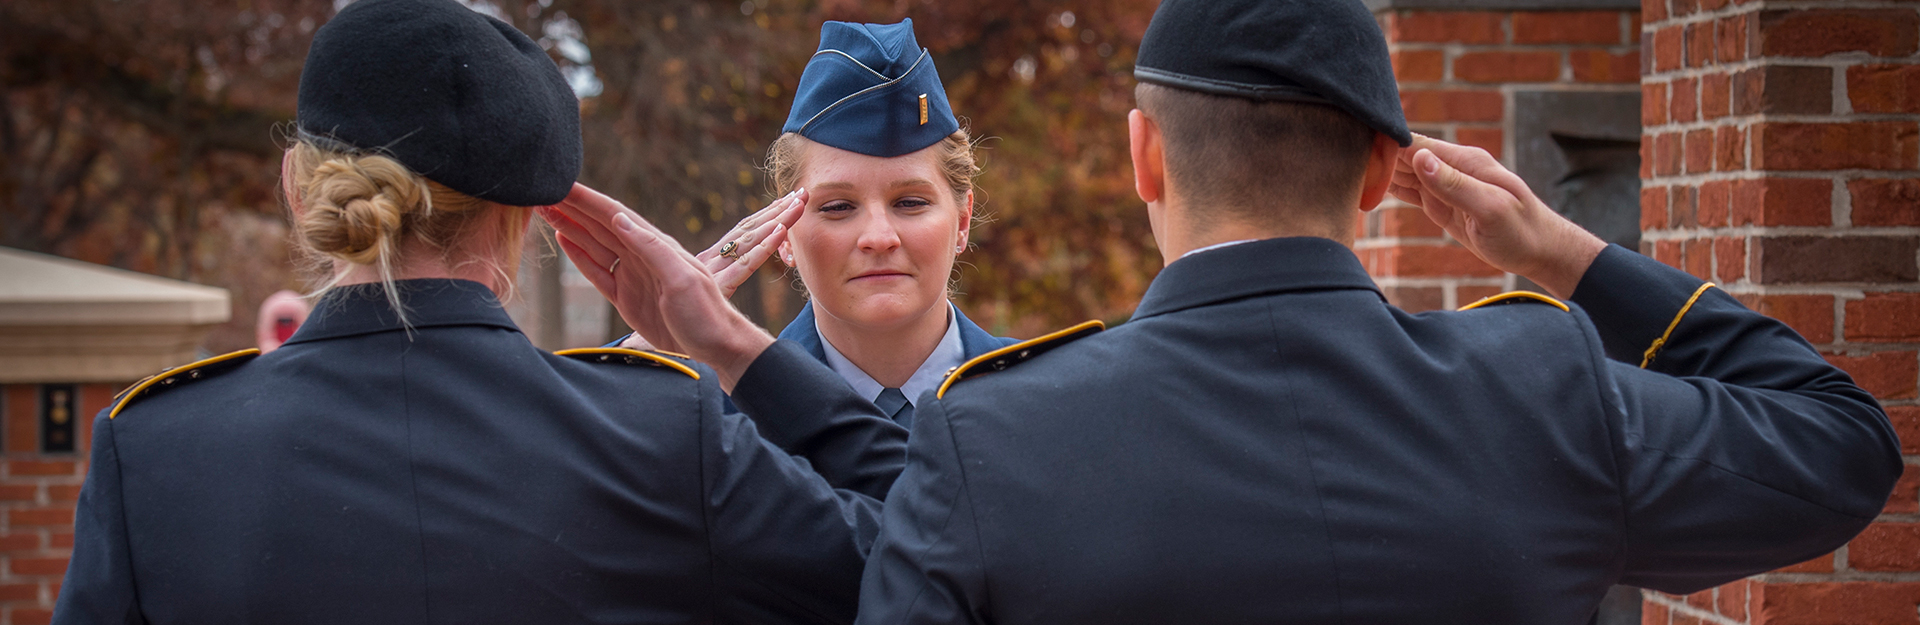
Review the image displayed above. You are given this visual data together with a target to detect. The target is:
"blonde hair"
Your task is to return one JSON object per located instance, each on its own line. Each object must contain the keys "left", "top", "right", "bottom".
{"left": 766, "top": 129, "right": 981, "bottom": 207}
{"left": 285, "top": 141, "right": 530, "bottom": 323}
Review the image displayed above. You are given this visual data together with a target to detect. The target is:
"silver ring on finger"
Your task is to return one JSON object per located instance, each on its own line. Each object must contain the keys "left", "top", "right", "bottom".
{"left": 720, "top": 240, "right": 741, "bottom": 259}
{"left": 609, "top": 258, "right": 622, "bottom": 274}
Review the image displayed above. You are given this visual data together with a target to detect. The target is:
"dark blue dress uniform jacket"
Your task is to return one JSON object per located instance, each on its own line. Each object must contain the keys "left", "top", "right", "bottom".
{"left": 858, "top": 239, "right": 1902, "bottom": 625}
{"left": 54, "top": 279, "right": 908, "bottom": 625}
{"left": 777, "top": 302, "right": 1019, "bottom": 369}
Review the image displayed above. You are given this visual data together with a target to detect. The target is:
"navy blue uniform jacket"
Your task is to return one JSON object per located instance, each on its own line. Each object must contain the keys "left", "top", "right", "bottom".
{"left": 55, "top": 279, "right": 908, "bottom": 624}
{"left": 859, "top": 239, "right": 1902, "bottom": 624}
{"left": 777, "top": 302, "right": 1019, "bottom": 369}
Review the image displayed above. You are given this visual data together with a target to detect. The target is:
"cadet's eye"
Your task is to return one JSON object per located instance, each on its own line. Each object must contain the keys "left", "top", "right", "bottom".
{"left": 895, "top": 197, "right": 932, "bottom": 211}
{"left": 818, "top": 201, "right": 855, "bottom": 215}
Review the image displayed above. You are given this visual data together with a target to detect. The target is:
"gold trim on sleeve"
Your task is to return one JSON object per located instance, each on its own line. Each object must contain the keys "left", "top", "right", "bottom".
{"left": 1641, "top": 282, "right": 1717, "bottom": 368}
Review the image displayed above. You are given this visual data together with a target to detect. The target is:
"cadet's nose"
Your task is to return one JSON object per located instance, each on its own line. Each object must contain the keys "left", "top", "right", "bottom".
{"left": 856, "top": 209, "right": 902, "bottom": 253}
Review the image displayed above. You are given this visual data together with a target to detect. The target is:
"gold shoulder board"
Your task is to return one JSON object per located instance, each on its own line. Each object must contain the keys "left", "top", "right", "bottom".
{"left": 1457, "top": 291, "right": 1570, "bottom": 312}
{"left": 937, "top": 320, "right": 1104, "bottom": 399}
{"left": 110, "top": 349, "right": 262, "bottom": 419}
{"left": 554, "top": 347, "right": 700, "bottom": 380}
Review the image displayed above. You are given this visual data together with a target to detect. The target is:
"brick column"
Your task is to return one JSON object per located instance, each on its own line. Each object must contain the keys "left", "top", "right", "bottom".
{"left": 1638, "top": 0, "right": 1920, "bottom": 621}
{"left": 0, "top": 384, "right": 110, "bottom": 625}
{"left": 1369, "top": 4, "right": 1642, "bottom": 311}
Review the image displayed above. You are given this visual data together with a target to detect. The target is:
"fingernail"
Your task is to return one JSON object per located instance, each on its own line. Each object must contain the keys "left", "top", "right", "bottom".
{"left": 614, "top": 213, "right": 638, "bottom": 232}
{"left": 1419, "top": 151, "right": 1438, "bottom": 176}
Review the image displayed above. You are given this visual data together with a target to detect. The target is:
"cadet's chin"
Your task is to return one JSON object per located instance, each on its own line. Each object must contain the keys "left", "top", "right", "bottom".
{"left": 831, "top": 290, "right": 940, "bottom": 330}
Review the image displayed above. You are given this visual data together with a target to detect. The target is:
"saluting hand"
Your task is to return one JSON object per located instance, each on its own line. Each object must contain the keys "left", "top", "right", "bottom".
{"left": 1387, "top": 134, "right": 1606, "bottom": 299}
{"left": 542, "top": 183, "right": 775, "bottom": 392}
{"left": 696, "top": 189, "right": 807, "bottom": 299}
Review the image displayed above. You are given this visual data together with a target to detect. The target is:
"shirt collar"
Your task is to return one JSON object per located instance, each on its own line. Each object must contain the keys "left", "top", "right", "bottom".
{"left": 817, "top": 302, "right": 966, "bottom": 405}
{"left": 1180, "top": 238, "right": 1259, "bottom": 259}
{"left": 1132, "top": 237, "right": 1384, "bottom": 322}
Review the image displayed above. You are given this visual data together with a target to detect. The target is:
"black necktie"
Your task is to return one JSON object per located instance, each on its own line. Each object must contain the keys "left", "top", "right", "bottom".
{"left": 875, "top": 387, "right": 914, "bottom": 430}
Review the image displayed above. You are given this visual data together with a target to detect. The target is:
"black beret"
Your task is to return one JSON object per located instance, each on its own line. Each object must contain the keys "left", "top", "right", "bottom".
{"left": 1134, "top": 0, "right": 1412, "bottom": 147}
{"left": 296, "top": 0, "right": 581, "bottom": 206}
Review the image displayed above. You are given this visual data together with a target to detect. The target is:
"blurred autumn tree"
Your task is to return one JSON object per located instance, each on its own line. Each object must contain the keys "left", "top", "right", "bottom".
{"left": 0, "top": 0, "right": 1159, "bottom": 352}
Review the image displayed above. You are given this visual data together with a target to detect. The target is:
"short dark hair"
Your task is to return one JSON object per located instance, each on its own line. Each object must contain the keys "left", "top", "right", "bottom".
{"left": 1135, "top": 83, "right": 1376, "bottom": 228}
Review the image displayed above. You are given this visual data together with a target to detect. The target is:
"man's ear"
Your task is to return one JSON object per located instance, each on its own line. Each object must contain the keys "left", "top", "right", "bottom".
{"left": 1129, "top": 109, "right": 1164, "bottom": 205}
{"left": 1356, "top": 133, "right": 1401, "bottom": 213}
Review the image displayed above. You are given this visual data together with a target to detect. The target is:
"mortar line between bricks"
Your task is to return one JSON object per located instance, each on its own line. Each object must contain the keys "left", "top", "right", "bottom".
{"left": 1715, "top": 285, "right": 1895, "bottom": 297}
{"left": 1759, "top": 571, "right": 1920, "bottom": 583}
{"left": 1645, "top": 2, "right": 1920, "bottom": 29}
{"left": 1643, "top": 593, "right": 1748, "bottom": 625}
{"left": 1641, "top": 226, "right": 1920, "bottom": 239}
{"left": 1644, "top": 114, "right": 1920, "bottom": 129}
{"left": 1399, "top": 80, "right": 1643, "bottom": 88}
{"left": 1391, "top": 43, "right": 1643, "bottom": 52}
{"left": 1643, "top": 171, "right": 1920, "bottom": 186}
{"left": 1646, "top": 58, "right": 1920, "bottom": 86}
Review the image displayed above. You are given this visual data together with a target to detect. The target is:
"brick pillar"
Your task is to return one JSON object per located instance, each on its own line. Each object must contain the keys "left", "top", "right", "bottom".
{"left": 0, "top": 384, "right": 111, "bottom": 625}
{"left": 1369, "top": 5, "right": 1643, "bottom": 311}
{"left": 1638, "top": 0, "right": 1920, "bottom": 621}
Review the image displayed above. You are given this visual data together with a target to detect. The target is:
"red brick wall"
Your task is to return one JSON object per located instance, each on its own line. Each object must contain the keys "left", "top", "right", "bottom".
{"left": 1638, "top": 0, "right": 1920, "bottom": 621}
{"left": 0, "top": 384, "right": 112, "bottom": 625}
{"left": 1369, "top": 8, "right": 1643, "bottom": 310}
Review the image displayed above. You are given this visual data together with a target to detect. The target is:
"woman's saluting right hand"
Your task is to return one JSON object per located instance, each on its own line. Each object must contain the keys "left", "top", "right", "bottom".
{"left": 697, "top": 189, "right": 808, "bottom": 298}
{"left": 543, "top": 183, "right": 784, "bottom": 391}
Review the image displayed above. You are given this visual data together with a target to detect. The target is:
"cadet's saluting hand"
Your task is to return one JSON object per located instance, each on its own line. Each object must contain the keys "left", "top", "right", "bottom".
{"left": 543, "top": 183, "right": 776, "bottom": 391}
{"left": 696, "top": 189, "right": 807, "bottom": 298}
{"left": 1387, "top": 134, "right": 1606, "bottom": 298}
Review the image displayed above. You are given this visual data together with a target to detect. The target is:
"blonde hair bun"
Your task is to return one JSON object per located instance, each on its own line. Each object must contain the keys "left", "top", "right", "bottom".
{"left": 296, "top": 154, "right": 429, "bottom": 266}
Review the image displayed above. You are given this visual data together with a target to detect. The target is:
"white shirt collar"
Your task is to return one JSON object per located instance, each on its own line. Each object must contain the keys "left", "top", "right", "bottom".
{"left": 817, "top": 302, "right": 967, "bottom": 407}
{"left": 1180, "top": 238, "right": 1260, "bottom": 260}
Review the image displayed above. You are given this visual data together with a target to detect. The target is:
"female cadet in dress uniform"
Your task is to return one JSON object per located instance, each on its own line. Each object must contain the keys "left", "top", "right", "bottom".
{"left": 54, "top": 1, "right": 905, "bottom": 623}
{"left": 670, "top": 19, "right": 1020, "bottom": 430}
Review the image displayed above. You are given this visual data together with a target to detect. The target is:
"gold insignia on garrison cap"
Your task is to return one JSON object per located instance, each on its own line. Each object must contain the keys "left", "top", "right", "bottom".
{"left": 1457, "top": 291, "right": 1570, "bottom": 312}
{"left": 937, "top": 320, "right": 1105, "bottom": 398}
{"left": 110, "top": 349, "right": 262, "bottom": 419}
{"left": 555, "top": 348, "right": 700, "bottom": 380}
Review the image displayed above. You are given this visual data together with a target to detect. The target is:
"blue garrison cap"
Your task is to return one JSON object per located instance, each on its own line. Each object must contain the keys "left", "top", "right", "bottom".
{"left": 782, "top": 19, "right": 960, "bottom": 158}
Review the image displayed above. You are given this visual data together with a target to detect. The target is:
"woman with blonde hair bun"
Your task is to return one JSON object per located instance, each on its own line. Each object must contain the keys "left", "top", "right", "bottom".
{"left": 54, "top": 0, "right": 906, "bottom": 622}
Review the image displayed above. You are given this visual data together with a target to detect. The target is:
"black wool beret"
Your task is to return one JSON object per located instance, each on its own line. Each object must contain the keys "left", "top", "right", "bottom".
{"left": 1135, "top": 0, "right": 1412, "bottom": 147}
{"left": 297, "top": 0, "right": 582, "bottom": 206}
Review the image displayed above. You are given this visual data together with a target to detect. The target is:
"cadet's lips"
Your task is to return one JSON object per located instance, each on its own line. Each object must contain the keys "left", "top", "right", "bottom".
{"left": 850, "top": 269, "right": 913, "bottom": 282}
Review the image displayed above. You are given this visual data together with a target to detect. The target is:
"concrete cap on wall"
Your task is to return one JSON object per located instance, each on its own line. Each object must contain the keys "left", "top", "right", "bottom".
{"left": 0, "top": 247, "right": 232, "bottom": 383}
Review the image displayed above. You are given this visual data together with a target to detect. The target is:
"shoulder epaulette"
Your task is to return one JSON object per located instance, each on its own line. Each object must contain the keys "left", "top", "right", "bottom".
{"left": 554, "top": 347, "right": 700, "bottom": 380}
{"left": 936, "top": 320, "right": 1104, "bottom": 399}
{"left": 110, "top": 349, "right": 261, "bottom": 419}
{"left": 1457, "top": 291, "right": 1570, "bottom": 312}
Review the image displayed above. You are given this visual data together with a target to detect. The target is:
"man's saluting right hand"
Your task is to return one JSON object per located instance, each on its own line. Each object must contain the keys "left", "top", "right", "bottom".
{"left": 1387, "top": 134, "right": 1607, "bottom": 299}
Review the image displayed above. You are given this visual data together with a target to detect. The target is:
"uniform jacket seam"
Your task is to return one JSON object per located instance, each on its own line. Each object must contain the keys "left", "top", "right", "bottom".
{"left": 698, "top": 379, "right": 719, "bottom": 621}
{"left": 1268, "top": 299, "right": 1347, "bottom": 623}
{"left": 1576, "top": 308, "right": 1633, "bottom": 582}
{"left": 945, "top": 401, "right": 995, "bottom": 621}
{"left": 105, "top": 417, "right": 147, "bottom": 621}
{"left": 399, "top": 347, "right": 436, "bottom": 621}
{"left": 1633, "top": 444, "right": 1882, "bottom": 521}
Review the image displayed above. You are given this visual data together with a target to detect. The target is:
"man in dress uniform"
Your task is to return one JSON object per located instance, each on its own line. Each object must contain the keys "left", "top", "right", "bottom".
{"left": 855, "top": 0, "right": 1904, "bottom": 623}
